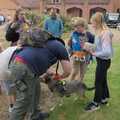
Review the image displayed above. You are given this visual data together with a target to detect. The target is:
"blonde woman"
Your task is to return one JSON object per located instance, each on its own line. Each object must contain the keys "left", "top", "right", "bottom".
{"left": 85, "top": 12, "right": 113, "bottom": 112}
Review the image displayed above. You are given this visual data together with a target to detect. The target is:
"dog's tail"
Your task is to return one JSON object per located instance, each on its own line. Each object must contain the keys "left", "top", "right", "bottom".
{"left": 86, "top": 86, "right": 95, "bottom": 91}
{"left": 81, "top": 83, "right": 95, "bottom": 91}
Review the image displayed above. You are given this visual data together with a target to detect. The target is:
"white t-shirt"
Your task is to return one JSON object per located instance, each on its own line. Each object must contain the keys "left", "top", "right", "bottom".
{"left": 0, "top": 46, "right": 17, "bottom": 81}
{"left": 0, "top": 16, "right": 4, "bottom": 22}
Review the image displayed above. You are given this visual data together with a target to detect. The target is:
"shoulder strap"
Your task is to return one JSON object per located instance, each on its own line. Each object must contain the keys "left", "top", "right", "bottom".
{"left": 56, "top": 61, "right": 59, "bottom": 75}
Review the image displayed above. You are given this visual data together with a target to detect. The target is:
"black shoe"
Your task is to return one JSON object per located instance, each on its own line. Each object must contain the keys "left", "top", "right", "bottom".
{"left": 37, "top": 112, "right": 50, "bottom": 120}
{"left": 85, "top": 101, "right": 100, "bottom": 112}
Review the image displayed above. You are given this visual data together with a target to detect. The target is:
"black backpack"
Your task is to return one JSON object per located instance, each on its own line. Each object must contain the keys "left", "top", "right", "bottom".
{"left": 5, "top": 23, "right": 20, "bottom": 42}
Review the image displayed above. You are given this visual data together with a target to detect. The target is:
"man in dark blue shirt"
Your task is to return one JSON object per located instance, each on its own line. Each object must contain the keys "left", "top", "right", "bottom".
{"left": 9, "top": 29, "right": 71, "bottom": 120}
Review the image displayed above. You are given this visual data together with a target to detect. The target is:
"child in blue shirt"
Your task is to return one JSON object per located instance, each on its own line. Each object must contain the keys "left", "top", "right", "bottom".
{"left": 68, "top": 17, "right": 94, "bottom": 83}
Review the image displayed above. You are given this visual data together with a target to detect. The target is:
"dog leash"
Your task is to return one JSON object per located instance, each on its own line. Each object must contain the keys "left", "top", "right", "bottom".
{"left": 55, "top": 60, "right": 66, "bottom": 86}
{"left": 55, "top": 60, "right": 59, "bottom": 75}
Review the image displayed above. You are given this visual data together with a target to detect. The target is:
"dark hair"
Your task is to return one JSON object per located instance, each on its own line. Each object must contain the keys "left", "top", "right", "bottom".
{"left": 13, "top": 9, "right": 26, "bottom": 23}
{"left": 13, "top": 9, "right": 22, "bottom": 22}
{"left": 19, "top": 27, "right": 65, "bottom": 47}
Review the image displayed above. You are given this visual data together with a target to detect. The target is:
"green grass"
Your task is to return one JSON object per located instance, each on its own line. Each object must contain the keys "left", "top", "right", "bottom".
{"left": 47, "top": 43, "right": 120, "bottom": 120}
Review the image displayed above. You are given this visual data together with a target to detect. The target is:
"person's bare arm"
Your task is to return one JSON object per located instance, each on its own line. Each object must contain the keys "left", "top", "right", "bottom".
{"left": 60, "top": 60, "right": 72, "bottom": 79}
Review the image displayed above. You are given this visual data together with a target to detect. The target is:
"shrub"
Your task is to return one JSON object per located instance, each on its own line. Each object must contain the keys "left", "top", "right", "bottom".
{"left": 60, "top": 15, "right": 72, "bottom": 33}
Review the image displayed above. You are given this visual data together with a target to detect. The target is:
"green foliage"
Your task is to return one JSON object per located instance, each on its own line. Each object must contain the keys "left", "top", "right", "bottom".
{"left": 25, "top": 11, "right": 41, "bottom": 27}
{"left": 39, "top": 14, "right": 50, "bottom": 28}
{"left": 60, "top": 15, "right": 72, "bottom": 33}
{"left": 25, "top": 11, "right": 36, "bottom": 23}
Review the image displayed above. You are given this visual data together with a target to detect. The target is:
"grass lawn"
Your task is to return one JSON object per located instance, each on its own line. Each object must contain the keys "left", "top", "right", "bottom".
{"left": 48, "top": 43, "right": 120, "bottom": 120}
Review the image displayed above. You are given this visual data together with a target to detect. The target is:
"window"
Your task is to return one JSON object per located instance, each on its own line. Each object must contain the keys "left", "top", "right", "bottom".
{"left": 52, "top": 0, "right": 61, "bottom": 3}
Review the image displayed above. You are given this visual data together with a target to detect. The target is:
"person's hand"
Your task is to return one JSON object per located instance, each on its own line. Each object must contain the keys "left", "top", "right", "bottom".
{"left": 46, "top": 68, "right": 55, "bottom": 76}
{"left": 91, "top": 51, "right": 96, "bottom": 56}
{"left": 10, "top": 23, "right": 16, "bottom": 28}
{"left": 11, "top": 22, "right": 19, "bottom": 28}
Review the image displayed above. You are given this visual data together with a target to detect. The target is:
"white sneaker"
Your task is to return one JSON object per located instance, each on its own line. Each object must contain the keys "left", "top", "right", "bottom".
{"left": 85, "top": 101, "right": 100, "bottom": 112}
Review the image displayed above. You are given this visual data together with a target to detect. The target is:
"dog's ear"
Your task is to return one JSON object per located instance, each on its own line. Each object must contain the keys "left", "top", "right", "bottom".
{"left": 39, "top": 74, "right": 52, "bottom": 83}
{"left": 39, "top": 77, "right": 45, "bottom": 83}
{"left": 49, "top": 87, "right": 54, "bottom": 92}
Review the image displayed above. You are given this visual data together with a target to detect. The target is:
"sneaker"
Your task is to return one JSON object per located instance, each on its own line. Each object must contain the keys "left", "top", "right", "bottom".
{"left": 101, "top": 98, "right": 109, "bottom": 106}
{"left": 37, "top": 112, "right": 50, "bottom": 120}
{"left": 85, "top": 101, "right": 100, "bottom": 112}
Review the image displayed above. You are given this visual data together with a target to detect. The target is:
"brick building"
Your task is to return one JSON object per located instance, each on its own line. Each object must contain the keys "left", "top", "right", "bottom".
{"left": 40, "top": 0, "right": 120, "bottom": 20}
{"left": 0, "top": 0, "right": 120, "bottom": 21}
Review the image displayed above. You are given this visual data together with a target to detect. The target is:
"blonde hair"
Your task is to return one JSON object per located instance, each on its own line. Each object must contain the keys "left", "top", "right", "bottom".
{"left": 91, "top": 12, "right": 108, "bottom": 32}
{"left": 71, "top": 17, "right": 88, "bottom": 30}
